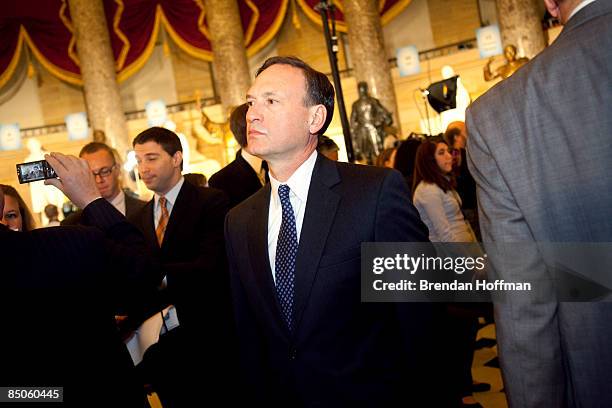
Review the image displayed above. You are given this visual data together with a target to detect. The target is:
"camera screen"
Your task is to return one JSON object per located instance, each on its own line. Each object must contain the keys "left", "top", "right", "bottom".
{"left": 16, "top": 160, "right": 58, "bottom": 184}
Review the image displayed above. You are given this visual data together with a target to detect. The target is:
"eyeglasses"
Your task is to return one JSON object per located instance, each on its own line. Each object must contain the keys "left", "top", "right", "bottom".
{"left": 92, "top": 164, "right": 116, "bottom": 178}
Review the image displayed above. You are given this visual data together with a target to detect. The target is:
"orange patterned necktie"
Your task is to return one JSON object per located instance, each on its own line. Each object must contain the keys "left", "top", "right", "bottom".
{"left": 156, "top": 196, "right": 169, "bottom": 246}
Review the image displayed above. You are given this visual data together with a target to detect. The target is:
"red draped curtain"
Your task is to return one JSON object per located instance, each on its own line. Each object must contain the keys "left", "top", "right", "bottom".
{"left": 0, "top": 0, "right": 288, "bottom": 87}
{"left": 296, "top": 0, "right": 412, "bottom": 32}
{"left": 0, "top": 0, "right": 409, "bottom": 88}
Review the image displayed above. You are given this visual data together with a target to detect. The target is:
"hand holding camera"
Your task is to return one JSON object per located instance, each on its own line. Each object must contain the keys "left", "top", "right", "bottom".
{"left": 43, "top": 152, "right": 101, "bottom": 209}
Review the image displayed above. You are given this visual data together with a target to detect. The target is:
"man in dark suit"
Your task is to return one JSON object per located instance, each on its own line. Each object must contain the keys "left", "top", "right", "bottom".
{"left": 1, "top": 153, "right": 162, "bottom": 406}
{"left": 208, "top": 103, "right": 266, "bottom": 208}
{"left": 62, "top": 142, "right": 145, "bottom": 225}
{"left": 466, "top": 1, "right": 612, "bottom": 406}
{"left": 129, "top": 127, "right": 234, "bottom": 406}
{"left": 225, "top": 56, "right": 450, "bottom": 406}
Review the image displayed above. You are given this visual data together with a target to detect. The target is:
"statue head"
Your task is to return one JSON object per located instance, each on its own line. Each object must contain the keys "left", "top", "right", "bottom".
{"left": 93, "top": 129, "right": 106, "bottom": 143}
{"left": 357, "top": 81, "right": 369, "bottom": 97}
{"left": 26, "top": 138, "right": 42, "bottom": 154}
{"left": 441, "top": 65, "right": 456, "bottom": 80}
{"left": 504, "top": 45, "right": 518, "bottom": 62}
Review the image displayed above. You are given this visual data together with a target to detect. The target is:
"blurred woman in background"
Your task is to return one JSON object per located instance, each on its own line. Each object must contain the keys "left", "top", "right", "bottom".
{"left": 412, "top": 137, "right": 475, "bottom": 242}
{"left": 0, "top": 184, "right": 36, "bottom": 231}
{"left": 411, "top": 137, "right": 485, "bottom": 408}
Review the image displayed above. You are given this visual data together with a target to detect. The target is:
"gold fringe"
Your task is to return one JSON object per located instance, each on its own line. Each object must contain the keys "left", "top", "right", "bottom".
{"left": 295, "top": 0, "right": 412, "bottom": 32}
{"left": 161, "top": 5, "right": 213, "bottom": 61}
{"left": 244, "top": 0, "right": 260, "bottom": 45}
{"left": 246, "top": 0, "right": 289, "bottom": 57}
{"left": 113, "top": 0, "right": 131, "bottom": 71}
{"left": 22, "top": 27, "right": 82, "bottom": 85}
{"left": 27, "top": 62, "right": 35, "bottom": 78}
{"left": 116, "top": 6, "right": 162, "bottom": 82}
{"left": 292, "top": 0, "right": 301, "bottom": 30}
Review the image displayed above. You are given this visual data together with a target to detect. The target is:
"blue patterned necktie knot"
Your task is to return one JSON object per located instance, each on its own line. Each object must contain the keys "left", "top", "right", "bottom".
{"left": 275, "top": 184, "right": 297, "bottom": 331}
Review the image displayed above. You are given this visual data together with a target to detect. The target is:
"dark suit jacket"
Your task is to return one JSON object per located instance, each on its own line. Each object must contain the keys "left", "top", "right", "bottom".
{"left": 129, "top": 180, "right": 236, "bottom": 404}
{"left": 129, "top": 180, "right": 231, "bottom": 335}
{"left": 225, "top": 154, "right": 452, "bottom": 406}
{"left": 1, "top": 199, "right": 162, "bottom": 407}
{"left": 61, "top": 191, "right": 146, "bottom": 226}
{"left": 208, "top": 149, "right": 263, "bottom": 208}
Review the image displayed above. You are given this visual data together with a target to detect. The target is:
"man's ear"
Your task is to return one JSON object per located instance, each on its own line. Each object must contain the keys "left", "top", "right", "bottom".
{"left": 544, "top": 0, "right": 560, "bottom": 19}
{"left": 172, "top": 150, "right": 184, "bottom": 168}
{"left": 309, "top": 105, "right": 327, "bottom": 135}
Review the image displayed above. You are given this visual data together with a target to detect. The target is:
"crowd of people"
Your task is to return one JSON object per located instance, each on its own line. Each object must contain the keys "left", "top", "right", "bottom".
{"left": 1, "top": 1, "right": 610, "bottom": 407}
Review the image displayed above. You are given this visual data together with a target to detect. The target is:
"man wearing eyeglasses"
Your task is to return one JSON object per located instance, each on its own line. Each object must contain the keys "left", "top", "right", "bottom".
{"left": 62, "top": 142, "right": 145, "bottom": 225}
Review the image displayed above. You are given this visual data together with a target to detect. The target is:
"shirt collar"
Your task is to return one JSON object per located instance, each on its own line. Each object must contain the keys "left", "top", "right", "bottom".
{"left": 269, "top": 150, "right": 318, "bottom": 205}
{"left": 109, "top": 190, "right": 125, "bottom": 209}
{"left": 154, "top": 176, "right": 184, "bottom": 209}
{"left": 241, "top": 149, "right": 263, "bottom": 174}
{"left": 568, "top": 0, "right": 596, "bottom": 21}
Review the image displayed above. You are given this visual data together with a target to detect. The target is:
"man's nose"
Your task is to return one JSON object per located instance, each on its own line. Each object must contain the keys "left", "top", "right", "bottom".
{"left": 246, "top": 104, "right": 261, "bottom": 122}
{"left": 138, "top": 164, "right": 148, "bottom": 174}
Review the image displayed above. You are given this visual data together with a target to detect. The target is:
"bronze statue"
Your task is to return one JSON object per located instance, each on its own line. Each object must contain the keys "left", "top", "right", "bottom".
{"left": 92, "top": 129, "right": 106, "bottom": 143}
{"left": 350, "top": 81, "right": 393, "bottom": 164}
{"left": 484, "top": 45, "right": 529, "bottom": 81}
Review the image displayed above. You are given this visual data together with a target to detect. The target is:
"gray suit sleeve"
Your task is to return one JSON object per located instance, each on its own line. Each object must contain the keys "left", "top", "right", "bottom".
{"left": 466, "top": 109, "right": 566, "bottom": 408}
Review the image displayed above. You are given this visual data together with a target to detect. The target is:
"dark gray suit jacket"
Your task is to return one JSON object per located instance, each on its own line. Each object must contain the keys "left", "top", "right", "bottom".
{"left": 225, "top": 153, "right": 453, "bottom": 406}
{"left": 466, "top": 2, "right": 612, "bottom": 407}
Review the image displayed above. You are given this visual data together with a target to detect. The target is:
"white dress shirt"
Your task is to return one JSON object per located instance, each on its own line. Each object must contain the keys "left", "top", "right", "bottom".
{"left": 109, "top": 190, "right": 126, "bottom": 216}
{"left": 568, "top": 0, "right": 596, "bottom": 21}
{"left": 153, "top": 177, "right": 184, "bottom": 229}
{"left": 268, "top": 150, "right": 317, "bottom": 284}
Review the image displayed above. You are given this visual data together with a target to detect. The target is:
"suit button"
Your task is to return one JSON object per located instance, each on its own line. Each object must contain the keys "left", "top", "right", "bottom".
{"left": 289, "top": 349, "right": 297, "bottom": 360}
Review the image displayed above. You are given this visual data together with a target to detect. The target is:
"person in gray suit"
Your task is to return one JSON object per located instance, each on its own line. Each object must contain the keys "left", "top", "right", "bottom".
{"left": 466, "top": 1, "right": 612, "bottom": 407}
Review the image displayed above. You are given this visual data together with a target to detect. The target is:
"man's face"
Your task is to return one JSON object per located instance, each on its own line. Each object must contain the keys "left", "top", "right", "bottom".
{"left": 246, "top": 64, "right": 316, "bottom": 162}
{"left": 455, "top": 130, "right": 467, "bottom": 150}
{"left": 81, "top": 149, "right": 120, "bottom": 200}
{"left": 448, "top": 122, "right": 467, "bottom": 150}
{"left": 134, "top": 141, "right": 182, "bottom": 196}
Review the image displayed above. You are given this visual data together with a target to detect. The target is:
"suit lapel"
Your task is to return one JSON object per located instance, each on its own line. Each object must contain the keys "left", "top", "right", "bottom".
{"left": 142, "top": 199, "right": 157, "bottom": 247}
{"left": 161, "top": 181, "right": 192, "bottom": 250}
{"left": 124, "top": 193, "right": 141, "bottom": 218}
{"left": 293, "top": 155, "right": 341, "bottom": 332}
{"left": 246, "top": 184, "right": 287, "bottom": 332}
